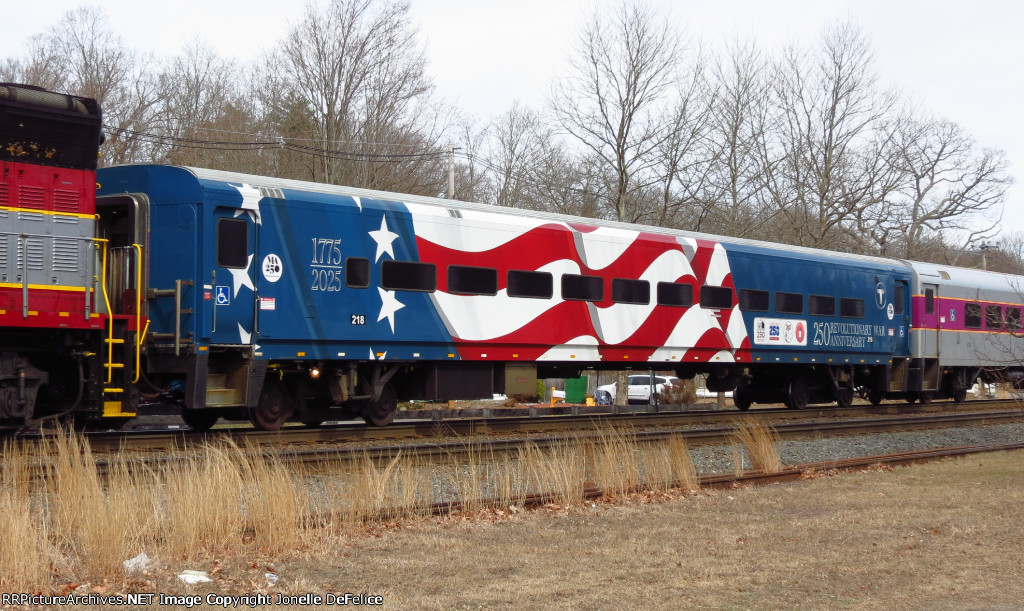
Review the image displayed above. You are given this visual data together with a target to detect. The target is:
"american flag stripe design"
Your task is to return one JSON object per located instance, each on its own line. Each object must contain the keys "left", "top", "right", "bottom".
{"left": 408, "top": 207, "right": 750, "bottom": 363}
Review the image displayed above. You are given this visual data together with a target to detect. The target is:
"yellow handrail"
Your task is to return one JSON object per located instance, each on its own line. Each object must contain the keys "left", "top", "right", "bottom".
{"left": 132, "top": 243, "right": 145, "bottom": 384}
{"left": 93, "top": 238, "right": 114, "bottom": 384}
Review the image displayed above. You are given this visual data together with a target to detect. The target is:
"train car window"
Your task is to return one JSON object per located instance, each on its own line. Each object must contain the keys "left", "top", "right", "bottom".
{"left": 964, "top": 303, "right": 982, "bottom": 329}
{"left": 985, "top": 305, "right": 1003, "bottom": 330}
{"left": 893, "top": 284, "right": 905, "bottom": 315}
{"left": 809, "top": 295, "right": 835, "bottom": 316}
{"left": 448, "top": 265, "right": 498, "bottom": 296}
{"left": 381, "top": 260, "right": 436, "bottom": 292}
{"left": 507, "top": 270, "right": 553, "bottom": 299}
{"left": 216, "top": 219, "right": 248, "bottom": 268}
{"left": 345, "top": 257, "right": 370, "bottom": 288}
{"left": 656, "top": 282, "right": 693, "bottom": 307}
{"left": 925, "top": 288, "right": 935, "bottom": 314}
{"left": 738, "top": 289, "right": 769, "bottom": 311}
{"left": 700, "top": 286, "right": 733, "bottom": 309}
{"left": 1006, "top": 307, "right": 1022, "bottom": 331}
{"left": 562, "top": 274, "right": 603, "bottom": 302}
{"left": 612, "top": 278, "right": 650, "bottom": 304}
{"left": 775, "top": 292, "right": 804, "bottom": 314}
{"left": 839, "top": 298, "right": 864, "bottom": 319}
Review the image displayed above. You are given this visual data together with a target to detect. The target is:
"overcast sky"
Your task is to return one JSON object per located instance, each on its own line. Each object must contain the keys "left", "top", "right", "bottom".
{"left": 4, "top": 0, "right": 1022, "bottom": 235}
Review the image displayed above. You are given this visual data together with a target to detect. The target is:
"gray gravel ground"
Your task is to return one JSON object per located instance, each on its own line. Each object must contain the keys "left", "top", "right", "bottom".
{"left": 698, "top": 422, "right": 1024, "bottom": 474}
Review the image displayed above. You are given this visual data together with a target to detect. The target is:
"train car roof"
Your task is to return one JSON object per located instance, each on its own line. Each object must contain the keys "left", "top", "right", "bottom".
{"left": 903, "top": 259, "right": 1024, "bottom": 296}
{"left": 100, "top": 164, "right": 911, "bottom": 272}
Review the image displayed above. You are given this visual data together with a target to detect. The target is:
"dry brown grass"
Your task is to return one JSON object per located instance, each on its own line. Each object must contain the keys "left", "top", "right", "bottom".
{"left": 730, "top": 418, "right": 783, "bottom": 473}
{"left": 276, "top": 451, "right": 1024, "bottom": 610}
{"left": 2, "top": 425, "right": 744, "bottom": 592}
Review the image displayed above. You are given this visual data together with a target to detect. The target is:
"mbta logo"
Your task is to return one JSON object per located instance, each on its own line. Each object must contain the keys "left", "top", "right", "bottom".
{"left": 875, "top": 282, "right": 886, "bottom": 309}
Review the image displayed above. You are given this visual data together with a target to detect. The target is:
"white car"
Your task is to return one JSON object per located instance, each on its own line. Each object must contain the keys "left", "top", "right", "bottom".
{"left": 695, "top": 387, "right": 733, "bottom": 399}
{"left": 596, "top": 375, "right": 679, "bottom": 404}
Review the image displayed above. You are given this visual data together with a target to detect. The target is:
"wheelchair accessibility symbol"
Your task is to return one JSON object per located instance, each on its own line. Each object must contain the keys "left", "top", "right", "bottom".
{"left": 215, "top": 286, "right": 230, "bottom": 306}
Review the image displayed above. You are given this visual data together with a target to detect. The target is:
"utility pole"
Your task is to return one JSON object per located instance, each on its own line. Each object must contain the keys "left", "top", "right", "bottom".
{"left": 447, "top": 144, "right": 456, "bottom": 199}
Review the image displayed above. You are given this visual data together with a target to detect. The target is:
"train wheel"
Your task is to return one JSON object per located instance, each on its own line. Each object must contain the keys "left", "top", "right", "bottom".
{"left": 363, "top": 384, "right": 397, "bottom": 427}
{"left": 867, "top": 388, "right": 884, "bottom": 406}
{"left": 181, "top": 409, "right": 219, "bottom": 432}
{"left": 250, "top": 382, "right": 294, "bottom": 431}
{"left": 835, "top": 387, "right": 854, "bottom": 409}
{"left": 918, "top": 392, "right": 933, "bottom": 405}
{"left": 733, "top": 389, "right": 752, "bottom": 411}
{"left": 784, "top": 377, "right": 809, "bottom": 410}
{"left": 952, "top": 387, "right": 968, "bottom": 403}
{"left": 905, "top": 394, "right": 918, "bottom": 405}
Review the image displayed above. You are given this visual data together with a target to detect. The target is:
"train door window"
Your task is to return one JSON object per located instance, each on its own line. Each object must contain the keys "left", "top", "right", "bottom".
{"left": 840, "top": 298, "right": 864, "bottom": 319}
{"left": 381, "top": 260, "right": 436, "bottom": 292}
{"left": 1006, "top": 307, "right": 1022, "bottom": 331}
{"left": 345, "top": 257, "right": 370, "bottom": 288}
{"left": 893, "top": 284, "right": 905, "bottom": 315}
{"left": 775, "top": 292, "right": 804, "bottom": 314}
{"left": 964, "top": 303, "right": 982, "bottom": 329}
{"left": 809, "top": 295, "right": 835, "bottom": 316}
{"left": 700, "top": 285, "right": 733, "bottom": 309}
{"left": 507, "top": 270, "right": 552, "bottom": 299}
{"left": 562, "top": 274, "right": 603, "bottom": 302}
{"left": 448, "top": 265, "right": 498, "bottom": 295}
{"left": 216, "top": 218, "right": 248, "bottom": 268}
{"left": 738, "top": 289, "right": 769, "bottom": 312}
{"left": 612, "top": 278, "right": 650, "bottom": 304}
{"left": 985, "top": 305, "right": 1003, "bottom": 330}
{"left": 925, "top": 288, "right": 935, "bottom": 314}
{"left": 656, "top": 282, "right": 693, "bottom": 307}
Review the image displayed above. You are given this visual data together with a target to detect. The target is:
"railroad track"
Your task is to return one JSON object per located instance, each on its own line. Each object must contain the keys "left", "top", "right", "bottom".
{"left": 35, "top": 397, "right": 1024, "bottom": 454}
{"left": 14, "top": 405, "right": 1023, "bottom": 478}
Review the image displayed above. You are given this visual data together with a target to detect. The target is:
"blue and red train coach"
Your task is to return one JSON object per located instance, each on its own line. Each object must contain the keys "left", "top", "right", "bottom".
{"left": 5, "top": 82, "right": 1023, "bottom": 432}
{"left": 93, "top": 164, "right": 953, "bottom": 429}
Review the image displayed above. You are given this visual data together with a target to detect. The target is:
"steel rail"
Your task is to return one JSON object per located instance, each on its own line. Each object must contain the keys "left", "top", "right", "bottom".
{"left": 14, "top": 408, "right": 1023, "bottom": 479}
{"left": 67, "top": 398, "right": 1024, "bottom": 454}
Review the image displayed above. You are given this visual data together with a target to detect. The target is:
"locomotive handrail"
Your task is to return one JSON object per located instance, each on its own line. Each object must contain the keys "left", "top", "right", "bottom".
{"left": 21, "top": 233, "right": 28, "bottom": 318}
{"left": 94, "top": 237, "right": 115, "bottom": 384}
{"left": 131, "top": 243, "right": 144, "bottom": 383}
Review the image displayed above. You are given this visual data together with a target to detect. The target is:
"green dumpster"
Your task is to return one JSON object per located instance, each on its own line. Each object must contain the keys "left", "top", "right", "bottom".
{"left": 564, "top": 377, "right": 588, "bottom": 404}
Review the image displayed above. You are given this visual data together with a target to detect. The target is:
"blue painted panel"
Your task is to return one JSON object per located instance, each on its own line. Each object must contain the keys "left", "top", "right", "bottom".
{"left": 722, "top": 243, "right": 911, "bottom": 360}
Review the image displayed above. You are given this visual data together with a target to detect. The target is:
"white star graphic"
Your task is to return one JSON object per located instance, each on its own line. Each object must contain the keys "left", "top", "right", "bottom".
{"left": 353, "top": 196, "right": 362, "bottom": 212}
{"left": 238, "top": 322, "right": 251, "bottom": 344}
{"left": 369, "top": 216, "right": 399, "bottom": 262}
{"left": 231, "top": 183, "right": 263, "bottom": 225}
{"left": 228, "top": 254, "right": 255, "bottom": 297}
{"left": 377, "top": 287, "right": 405, "bottom": 333}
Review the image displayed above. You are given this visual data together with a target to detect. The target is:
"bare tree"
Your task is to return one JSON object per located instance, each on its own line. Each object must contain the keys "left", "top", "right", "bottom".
{"left": 890, "top": 117, "right": 1011, "bottom": 259}
{"left": 485, "top": 102, "right": 552, "bottom": 208}
{"left": 271, "top": 0, "right": 446, "bottom": 192}
{"left": 652, "top": 45, "right": 715, "bottom": 230}
{"left": 154, "top": 39, "right": 243, "bottom": 167}
{"left": 550, "top": 0, "right": 682, "bottom": 223}
{"left": 767, "top": 22, "right": 896, "bottom": 248}
{"left": 2, "top": 7, "right": 159, "bottom": 165}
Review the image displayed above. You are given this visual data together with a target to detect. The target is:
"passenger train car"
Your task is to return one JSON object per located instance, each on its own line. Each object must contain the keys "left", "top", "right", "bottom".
{"left": 4, "top": 83, "right": 1023, "bottom": 431}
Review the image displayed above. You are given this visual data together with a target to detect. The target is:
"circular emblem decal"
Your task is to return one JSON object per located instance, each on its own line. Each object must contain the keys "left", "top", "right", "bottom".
{"left": 887, "top": 303, "right": 895, "bottom": 320}
{"left": 875, "top": 282, "right": 886, "bottom": 309}
{"left": 262, "top": 254, "right": 283, "bottom": 282}
{"left": 795, "top": 321, "right": 806, "bottom": 344}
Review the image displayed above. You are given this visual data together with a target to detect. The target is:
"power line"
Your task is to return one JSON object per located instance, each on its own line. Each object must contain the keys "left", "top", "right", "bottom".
{"left": 104, "top": 125, "right": 451, "bottom": 163}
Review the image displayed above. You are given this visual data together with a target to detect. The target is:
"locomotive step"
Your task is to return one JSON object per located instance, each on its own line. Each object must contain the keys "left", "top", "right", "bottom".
{"left": 206, "top": 386, "right": 243, "bottom": 406}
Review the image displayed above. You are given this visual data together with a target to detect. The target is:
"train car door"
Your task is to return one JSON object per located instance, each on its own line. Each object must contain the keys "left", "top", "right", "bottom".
{"left": 209, "top": 209, "right": 256, "bottom": 346}
{"left": 921, "top": 283, "right": 939, "bottom": 358}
